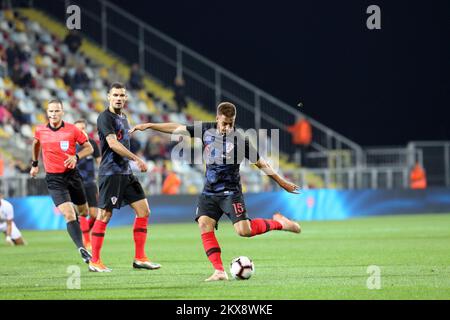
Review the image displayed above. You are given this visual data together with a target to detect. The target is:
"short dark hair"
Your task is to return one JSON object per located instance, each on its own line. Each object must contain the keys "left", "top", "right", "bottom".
{"left": 74, "top": 119, "right": 87, "bottom": 125}
{"left": 217, "top": 102, "right": 236, "bottom": 118}
{"left": 48, "top": 99, "right": 64, "bottom": 109}
{"left": 109, "top": 82, "right": 126, "bottom": 92}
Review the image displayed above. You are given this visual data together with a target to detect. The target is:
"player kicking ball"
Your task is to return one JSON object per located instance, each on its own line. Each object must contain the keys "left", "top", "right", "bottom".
{"left": 88, "top": 83, "right": 161, "bottom": 272}
{"left": 130, "top": 102, "right": 301, "bottom": 281}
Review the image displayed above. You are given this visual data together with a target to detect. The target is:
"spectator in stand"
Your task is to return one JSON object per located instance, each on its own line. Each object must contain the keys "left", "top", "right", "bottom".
{"left": 71, "top": 64, "right": 90, "bottom": 90}
{"left": 128, "top": 63, "right": 143, "bottom": 90}
{"left": 0, "top": 103, "right": 12, "bottom": 124}
{"left": 174, "top": 75, "right": 187, "bottom": 113}
{"left": 101, "top": 62, "right": 122, "bottom": 88}
{"left": 10, "top": 60, "right": 33, "bottom": 88}
{"left": 161, "top": 164, "right": 181, "bottom": 195}
{"left": 410, "top": 162, "right": 427, "bottom": 189}
{"left": 8, "top": 97, "right": 27, "bottom": 126}
{"left": 64, "top": 30, "right": 82, "bottom": 54}
{"left": 6, "top": 43, "right": 26, "bottom": 75}
{"left": 287, "top": 116, "right": 312, "bottom": 166}
{"left": 0, "top": 46, "right": 6, "bottom": 78}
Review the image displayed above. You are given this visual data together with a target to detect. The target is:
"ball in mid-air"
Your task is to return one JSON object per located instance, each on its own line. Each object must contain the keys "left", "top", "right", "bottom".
{"left": 230, "top": 256, "right": 255, "bottom": 280}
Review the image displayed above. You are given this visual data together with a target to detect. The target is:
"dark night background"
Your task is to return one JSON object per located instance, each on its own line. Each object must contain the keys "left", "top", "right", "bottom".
{"left": 109, "top": 0, "right": 450, "bottom": 146}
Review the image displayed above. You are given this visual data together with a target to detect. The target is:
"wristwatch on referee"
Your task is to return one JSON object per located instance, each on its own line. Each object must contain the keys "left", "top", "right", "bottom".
{"left": 31, "top": 160, "right": 38, "bottom": 167}
{"left": 75, "top": 154, "right": 80, "bottom": 162}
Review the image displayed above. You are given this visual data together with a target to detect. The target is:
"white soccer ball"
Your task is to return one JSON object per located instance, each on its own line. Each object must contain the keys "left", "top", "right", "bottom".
{"left": 230, "top": 256, "right": 255, "bottom": 280}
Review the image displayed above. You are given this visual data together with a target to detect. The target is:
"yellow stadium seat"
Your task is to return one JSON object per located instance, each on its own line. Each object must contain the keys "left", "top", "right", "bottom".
{"left": 99, "top": 68, "right": 108, "bottom": 79}
{"left": 146, "top": 99, "right": 156, "bottom": 113}
{"left": 138, "top": 90, "right": 147, "bottom": 101}
{"left": 94, "top": 102, "right": 104, "bottom": 112}
{"left": 4, "top": 10, "right": 14, "bottom": 21}
{"left": 91, "top": 90, "right": 100, "bottom": 101}
{"left": 163, "top": 160, "right": 172, "bottom": 171}
{"left": 36, "top": 113, "right": 46, "bottom": 124}
{"left": 3, "top": 77, "right": 13, "bottom": 89}
{"left": 35, "top": 55, "right": 43, "bottom": 67}
{"left": 0, "top": 127, "right": 11, "bottom": 139}
{"left": 15, "top": 20, "right": 26, "bottom": 32}
{"left": 187, "top": 185, "right": 198, "bottom": 194}
{"left": 55, "top": 78, "right": 66, "bottom": 89}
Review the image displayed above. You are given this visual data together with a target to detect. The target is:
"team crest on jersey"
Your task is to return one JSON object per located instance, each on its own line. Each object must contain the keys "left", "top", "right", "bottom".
{"left": 60, "top": 141, "right": 69, "bottom": 151}
{"left": 225, "top": 141, "right": 235, "bottom": 153}
{"left": 111, "top": 196, "right": 118, "bottom": 205}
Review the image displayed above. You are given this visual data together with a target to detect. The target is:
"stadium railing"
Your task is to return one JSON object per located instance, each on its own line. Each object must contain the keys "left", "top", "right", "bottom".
{"left": 0, "top": 166, "right": 411, "bottom": 198}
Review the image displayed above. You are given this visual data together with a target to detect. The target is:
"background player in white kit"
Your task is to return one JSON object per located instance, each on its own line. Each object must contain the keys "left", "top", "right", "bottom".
{"left": 0, "top": 194, "right": 26, "bottom": 246}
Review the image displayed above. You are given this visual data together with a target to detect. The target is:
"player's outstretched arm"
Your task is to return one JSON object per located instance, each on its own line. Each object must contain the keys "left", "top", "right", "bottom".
{"left": 106, "top": 134, "right": 148, "bottom": 172}
{"left": 255, "top": 158, "right": 301, "bottom": 194}
{"left": 30, "top": 138, "right": 41, "bottom": 177}
{"left": 129, "top": 122, "right": 189, "bottom": 135}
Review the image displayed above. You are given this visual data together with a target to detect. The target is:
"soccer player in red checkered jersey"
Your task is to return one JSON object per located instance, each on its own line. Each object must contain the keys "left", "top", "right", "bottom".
{"left": 30, "top": 99, "right": 94, "bottom": 263}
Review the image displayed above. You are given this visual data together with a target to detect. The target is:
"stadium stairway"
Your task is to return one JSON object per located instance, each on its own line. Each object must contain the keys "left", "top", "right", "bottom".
{"left": 16, "top": 8, "right": 330, "bottom": 189}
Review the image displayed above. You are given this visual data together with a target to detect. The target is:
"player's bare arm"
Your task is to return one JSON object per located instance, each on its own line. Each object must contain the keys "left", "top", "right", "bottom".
{"left": 129, "top": 122, "right": 188, "bottom": 135}
{"left": 30, "top": 138, "right": 41, "bottom": 177}
{"left": 105, "top": 133, "right": 147, "bottom": 172}
{"left": 255, "top": 158, "right": 301, "bottom": 194}
{"left": 64, "top": 141, "right": 94, "bottom": 169}
{"left": 5, "top": 219, "right": 14, "bottom": 245}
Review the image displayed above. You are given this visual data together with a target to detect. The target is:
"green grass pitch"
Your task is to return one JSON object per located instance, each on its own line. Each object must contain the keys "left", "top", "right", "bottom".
{"left": 0, "top": 214, "right": 449, "bottom": 300}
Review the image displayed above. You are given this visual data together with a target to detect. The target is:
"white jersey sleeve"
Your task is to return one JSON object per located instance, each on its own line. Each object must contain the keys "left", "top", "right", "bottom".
{"left": 0, "top": 200, "right": 14, "bottom": 221}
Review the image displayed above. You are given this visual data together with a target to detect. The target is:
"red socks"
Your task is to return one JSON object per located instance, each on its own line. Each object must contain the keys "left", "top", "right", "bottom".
{"left": 250, "top": 219, "right": 282, "bottom": 237}
{"left": 133, "top": 217, "right": 148, "bottom": 260}
{"left": 79, "top": 216, "right": 91, "bottom": 245}
{"left": 88, "top": 216, "right": 96, "bottom": 231}
{"left": 91, "top": 220, "right": 107, "bottom": 263}
{"left": 201, "top": 231, "right": 224, "bottom": 271}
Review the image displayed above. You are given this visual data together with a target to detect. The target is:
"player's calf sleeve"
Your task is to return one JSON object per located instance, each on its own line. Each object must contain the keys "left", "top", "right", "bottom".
{"left": 91, "top": 220, "right": 108, "bottom": 263}
{"left": 66, "top": 220, "right": 84, "bottom": 249}
{"left": 79, "top": 216, "right": 91, "bottom": 244}
{"left": 201, "top": 231, "right": 224, "bottom": 271}
{"left": 250, "top": 219, "right": 282, "bottom": 237}
{"left": 133, "top": 217, "right": 148, "bottom": 260}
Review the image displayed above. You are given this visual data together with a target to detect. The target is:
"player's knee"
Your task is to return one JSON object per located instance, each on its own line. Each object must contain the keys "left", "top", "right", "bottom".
{"left": 237, "top": 229, "right": 252, "bottom": 237}
{"left": 97, "top": 210, "right": 112, "bottom": 222}
{"left": 78, "top": 204, "right": 89, "bottom": 216}
{"left": 198, "top": 220, "right": 214, "bottom": 233}
{"left": 137, "top": 211, "right": 150, "bottom": 218}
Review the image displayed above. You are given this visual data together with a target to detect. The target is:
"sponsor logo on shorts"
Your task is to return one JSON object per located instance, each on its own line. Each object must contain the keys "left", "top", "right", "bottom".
{"left": 111, "top": 196, "right": 118, "bottom": 205}
{"left": 60, "top": 141, "right": 69, "bottom": 151}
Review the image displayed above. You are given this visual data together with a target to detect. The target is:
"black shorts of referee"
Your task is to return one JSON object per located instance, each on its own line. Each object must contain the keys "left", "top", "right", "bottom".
{"left": 98, "top": 174, "right": 146, "bottom": 210}
{"left": 45, "top": 169, "right": 87, "bottom": 207}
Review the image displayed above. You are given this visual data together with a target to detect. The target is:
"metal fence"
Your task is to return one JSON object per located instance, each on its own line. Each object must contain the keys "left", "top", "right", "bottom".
{"left": 408, "top": 141, "right": 450, "bottom": 187}
{"left": 0, "top": 166, "right": 412, "bottom": 198}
